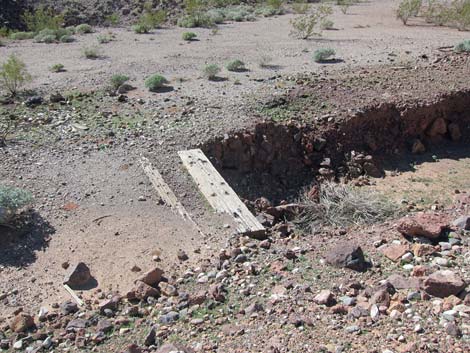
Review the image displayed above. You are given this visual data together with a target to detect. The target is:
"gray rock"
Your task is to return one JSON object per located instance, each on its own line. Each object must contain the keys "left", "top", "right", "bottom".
{"left": 63, "top": 262, "right": 92, "bottom": 288}
{"left": 452, "top": 215, "right": 470, "bottom": 230}
{"left": 324, "top": 241, "right": 366, "bottom": 271}
{"left": 159, "top": 311, "right": 179, "bottom": 325}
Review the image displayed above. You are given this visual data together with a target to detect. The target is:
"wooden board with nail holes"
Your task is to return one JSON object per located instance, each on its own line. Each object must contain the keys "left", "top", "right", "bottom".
{"left": 178, "top": 149, "right": 265, "bottom": 237}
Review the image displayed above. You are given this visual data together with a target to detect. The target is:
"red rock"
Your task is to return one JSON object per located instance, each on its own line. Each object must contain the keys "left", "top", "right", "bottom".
{"left": 380, "top": 244, "right": 409, "bottom": 262}
{"left": 9, "top": 313, "right": 35, "bottom": 333}
{"left": 411, "top": 265, "right": 431, "bottom": 277}
{"left": 313, "top": 290, "right": 335, "bottom": 306}
{"left": 423, "top": 270, "right": 466, "bottom": 298}
{"left": 386, "top": 274, "right": 421, "bottom": 290}
{"left": 137, "top": 267, "right": 164, "bottom": 286}
{"left": 188, "top": 291, "right": 206, "bottom": 306}
{"left": 427, "top": 118, "right": 447, "bottom": 137}
{"left": 412, "top": 243, "right": 436, "bottom": 257}
{"left": 396, "top": 213, "right": 449, "bottom": 239}
{"left": 127, "top": 281, "right": 159, "bottom": 300}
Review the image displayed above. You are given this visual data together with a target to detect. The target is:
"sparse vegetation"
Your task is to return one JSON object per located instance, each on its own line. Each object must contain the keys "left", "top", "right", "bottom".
{"left": 0, "top": 54, "right": 31, "bottom": 96}
{"left": 145, "top": 74, "right": 169, "bottom": 91}
{"left": 50, "top": 64, "right": 65, "bottom": 72}
{"left": 0, "top": 185, "right": 33, "bottom": 224}
{"left": 0, "top": 113, "right": 18, "bottom": 146}
{"left": 226, "top": 59, "right": 246, "bottom": 72}
{"left": 76, "top": 24, "right": 93, "bottom": 34}
{"left": 338, "top": 0, "right": 352, "bottom": 14}
{"left": 137, "top": 2, "right": 167, "bottom": 30}
{"left": 22, "top": 5, "right": 63, "bottom": 32}
{"left": 83, "top": 46, "right": 100, "bottom": 59}
{"left": 9, "top": 32, "right": 35, "bottom": 41}
{"left": 321, "top": 19, "right": 335, "bottom": 30}
{"left": 258, "top": 54, "right": 273, "bottom": 68}
{"left": 202, "top": 64, "right": 221, "bottom": 80}
{"left": 97, "top": 34, "right": 112, "bottom": 44}
{"left": 396, "top": 0, "right": 423, "bottom": 25}
{"left": 295, "top": 181, "right": 400, "bottom": 232}
{"left": 111, "top": 74, "right": 130, "bottom": 90}
{"left": 454, "top": 39, "right": 470, "bottom": 52}
{"left": 133, "top": 23, "right": 151, "bottom": 34}
{"left": 313, "top": 48, "right": 336, "bottom": 62}
{"left": 182, "top": 32, "right": 197, "bottom": 41}
{"left": 292, "top": 1, "right": 310, "bottom": 14}
{"left": 105, "top": 13, "right": 120, "bottom": 26}
{"left": 290, "top": 4, "right": 333, "bottom": 39}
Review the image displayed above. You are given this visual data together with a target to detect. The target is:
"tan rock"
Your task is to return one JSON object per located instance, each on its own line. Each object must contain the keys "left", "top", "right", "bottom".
{"left": 396, "top": 212, "right": 449, "bottom": 239}
{"left": 381, "top": 244, "right": 410, "bottom": 262}
{"left": 412, "top": 243, "right": 436, "bottom": 257}
{"left": 10, "top": 313, "right": 35, "bottom": 333}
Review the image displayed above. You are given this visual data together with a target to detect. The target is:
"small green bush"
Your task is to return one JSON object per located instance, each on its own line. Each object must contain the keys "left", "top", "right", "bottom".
{"left": 313, "top": 48, "right": 335, "bottom": 62}
{"left": 0, "top": 185, "right": 33, "bottom": 224}
{"left": 453, "top": 0, "right": 470, "bottom": 31}
{"left": 203, "top": 64, "right": 221, "bottom": 80}
{"left": 139, "top": 3, "right": 167, "bottom": 29}
{"left": 177, "top": 14, "right": 214, "bottom": 28}
{"left": 0, "top": 54, "right": 32, "bottom": 96}
{"left": 22, "top": 5, "right": 63, "bottom": 32}
{"left": 454, "top": 39, "right": 470, "bottom": 52}
{"left": 292, "top": 2, "right": 310, "bottom": 14}
{"left": 182, "top": 31, "right": 197, "bottom": 41}
{"left": 83, "top": 47, "right": 100, "bottom": 59}
{"left": 145, "top": 74, "right": 169, "bottom": 91}
{"left": 34, "top": 29, "right": 58, "bottom": 43}
{"left": 321, "top": 19, "right": 335, "bottom": 30}
{"left": 106, "top": 13, "right": 120, "bottom": 26}
{"left": 66, "top": 26, "right": 76, "bottom": 34}
{"left": 206, "top": 9, "right": 225, "bottom": 24}
{"left": 97, "top": 34, "right": 112, "bottom": 43}
{"left": 133, "top": 23, "right": 151, "bottom": 34}
{"left": 9, "top": 32, "right": 35, "bottom": 40}
{"left": 396, "top": 0, "right": 422, "bottom": 25}
{"left": 50, "top": 63, "right": 65, "bottom": 72}
{"left": 60, "top": 34, "right": 75, "bottom": 43}
{"left": 226, "top": 59, "right": 246, "bottom": 72}
{"left": 111, "top": 74, "right": 130, "bottom": 90}
{"left": 76, "top": 24, "right": 93, "bottom": 34}
{"left": 290, "top": 4, "right": 333, "bottom": 39}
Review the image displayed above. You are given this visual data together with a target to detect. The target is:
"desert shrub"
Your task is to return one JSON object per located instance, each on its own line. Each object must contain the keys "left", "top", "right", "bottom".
{"left": 337, "top": 0, "right": 353, "bottom": 14}
{"left": 0, "top": 185, "right": 33, "bottom": 224}
{"left": 267, "top": 0, "right": 283, "bottom": 10}
{"left": 452, "top": 0, "right": 470, "bottom": 30}
{"left": 50, "top": 63, "right": 65, "bottom": 72}
{"left": 321, "top": 19, "right": 335, "bottom": 29}
{"left": 0, "top": 54, "right": 31, "bottom": 96}
{"left": 34, "top": 28, "right": 58, "bottom": 43}
{"left": 0, "top": 113, "right": 18, "bottom": 146}
{"left": 133, "top": 23, "right": 151, "bottom": 33}
{"left": 184, "top": 0, "right": 207, "bottom": 15}
{"left": 0, "top": 40, "right": 4, "bottom": 47}
{"left": 292, "top": 2, "right": 310, "bottom": 14}
{"left": 202, "top": 64, "right": 221, "bottom": 80}
{"left": 258, "top": 54, "right": 273, "bottom": 68}
{"left": 255, "top": 6, "right": 282, "bottom": 17}
{"left": 178, "top": 14, "right": 214, "bottom": 28}
{"left": 111, "top": 74, "right": 130, "bottom": 90}
{"left": 206, "top": 9, "right": 225, "bottom": 23}
{"left": 182, "top": 31, "right": 197, "bottom": 41}
{"left": 76, "top": 24, "right": 93, "bottom": 34}
{"left": 290, "top": 4, "right": 333, "bottom": 39}
{"left": 83, "top": 46, "right": 100, "bottom": 59}
{"left": 454, "top": 39, "right": 470, "bottom": 52}
{"left": 226, "top": 59, "right": 246, "bottom": 71}
{"left": 97, "top": 34, "right": 112, "bottom": 43}
{"left": 137, "top": 2, "right": 166, "bottom": 30}
{"left": 9, "top": 32, "right": 35, "bottom": 40}
{"left": 22, "top": 5, "right": 63, "bottom": 32}
{"left": 66, "top": 26, "right": 76, "bottom": 34}
{"left": 0, "top": 27, "right": 10, "bottom": 38}
{"left": 313, "top": 48, "right": 336, "bottom": 62}
{"left": 145, "top": 74, "right": 169, "bottom": 91}
{"left": 106, "top": 13, "right": 120, "bottom": 26}
{"left": 396, "top": 0, "right": 422, "bottom": 25}
{"left": 60, "top": 34, "right": 75, "bottom": 43}
{"left": 294, "top": 181, "right": 400, "bottom": 231}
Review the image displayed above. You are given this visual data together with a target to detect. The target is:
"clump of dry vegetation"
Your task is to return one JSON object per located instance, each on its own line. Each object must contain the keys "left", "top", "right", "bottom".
{"left": 0, "top": 54, "right": 31, "bottom": 96}
{"left": 295, "top": 182, "right": 401, "bottom": 232}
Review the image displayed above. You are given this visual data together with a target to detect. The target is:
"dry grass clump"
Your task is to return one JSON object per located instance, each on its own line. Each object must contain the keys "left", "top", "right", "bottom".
{"left": 295, "top": 181, "right": 400, "bottom": 232}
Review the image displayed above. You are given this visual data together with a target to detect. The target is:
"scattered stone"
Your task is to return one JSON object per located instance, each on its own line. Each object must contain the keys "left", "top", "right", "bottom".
{"left": 143, "top": 326, "right": 156, "bottom": 346}
{"left": 324, "top": 241, "right": 366, "bottom": 271}
{"left": 63, "top": 262, "right": 93, "bottom": 288}
{"left": 24, "top": 96, "right": 43, "bottom": 107}
{"left": 452, "top": 215, "right": 470, "bottom": 230}
{"left": 159, "top": 311, "right": 179, "bottom": 325}
{"left": 127, "top": 281, "right": 159, "bottom": 300}
{"left": 9, "top": 313, "right": 35, "bottom": 333}
{"left": 60, "top": 301, "right": 78, "bottom": 315}
{"left": 445, "top": 322, "right": 462, "bottom": 337}
{"left": 66, "top": 318, "right": 87, "bottom": 331}
{"left": 137, "top": 267, "right": 164, "bottom": 286}
{"left": 397, "top": 213, "right": 449, "bottom": 239}
{"left": 177, "top": 249, "right": 189, "bottom": 261}
{"left": 412, "top": 244, "right": 436, "bottom": 257}
{"left": 156, "top": 343, "right": 194, "bottom": 353}
{"left": 381, "top": 244, "right": 410, "bottom": 262}
{"left": 96, "top": 319, "right": 113, "bottom": 333}
{"left": 386, "top": 274, "right": 420, "bottom": 290}
{"left": 49, "top": 92, "right": 65, "bottom": 103}
{"left": 314, "top": 290, "right": 335, "bottom": 306}
{"left": 423, "top": 270, "right": 466, "bottom": 298}
{"left": 159, "top": 282, "right": 177, "bottom": 297}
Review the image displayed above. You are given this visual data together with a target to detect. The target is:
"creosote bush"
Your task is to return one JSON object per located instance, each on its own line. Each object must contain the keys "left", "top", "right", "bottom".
{"left": 145, "top": 74, "right": 168, "bottom": 91}
{"left": 294, "top": 182, "right": 400, "bottom": 232}
{"left": 82, "top": 46, "right": 100, "bottom": 59}
{"left": 133, "top": 23, "right": 151, "bottom": 34}
{"left": 97, "top": 34, "right": 112, "bottom": 44}
{"left": 0, "top": 54, "right": 31, "bottom": 96}
{"left": 290, "top": 4, "right": 333, "bottom": 39}
{"left": 182, "top": 31, "right": 197, "bottom": 41}
{"left": 22, "top": 5, "right": 63, "bottom": 32}
{"left": 292, "top": 2, "right": 310, "bottom": 14}
{"left": 454, "top": 39, "right": 470, "bottom": 52}
{"left": 313, "top": 48, "right": 336, "bottom": 62}
{"left": 396, "top": 0, "right": 423, "bottom": 25}
{"left": 138, "top": 2, "right": 167, "bottom": 29}
{"left": 9, "top": 32, "right": 35, "bottom": 40}
{"left": 0, "top": 185, "right": 33, "bottom": 224}
{"left": 76, "top": 24, "right": 93, "bottom": 34}
{"left": 226, "top": 59, "right": 246, "bottom": 72}
{"left": 0, "top": 113, "right": 18, "bottom": 146}
{"left": 111, "top": 74, "right": 130, "bottom": 90}
{"left": 202, "top": 64, "right": 221, "bottom": 80}
{"left": 50, "top": 63, "right": 65, "bottom": 72}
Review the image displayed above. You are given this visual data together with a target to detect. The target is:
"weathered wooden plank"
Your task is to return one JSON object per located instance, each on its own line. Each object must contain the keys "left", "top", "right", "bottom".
{"left": 140, "top": 157, "right": 205, "bottom": 236}
{"left": 63, "top": 284, "right": 84, "bottom": 306}
{"left": 178, "top": 149, "right": 265, "bottom": 237}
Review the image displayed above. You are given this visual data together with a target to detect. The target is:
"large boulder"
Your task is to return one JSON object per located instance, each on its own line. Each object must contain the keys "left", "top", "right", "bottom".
{"left": 396, "top": 213, "right": 449, "bottom": 239}
{"left": 423, "top": 270, "right": 466, "bottom": 298}
{"left": 324, "top": 241, "right": 366, "bottom": 271}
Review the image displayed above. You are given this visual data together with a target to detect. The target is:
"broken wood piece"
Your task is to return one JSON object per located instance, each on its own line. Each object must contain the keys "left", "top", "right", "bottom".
{"left": 63, "top": 284, "right": 84, "bottom": 306}
{"left": 140, "top": 156, "right": 205, "bottom": 237}
{"left": 178, "top": 149, "right": 265, "bottom": 237}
